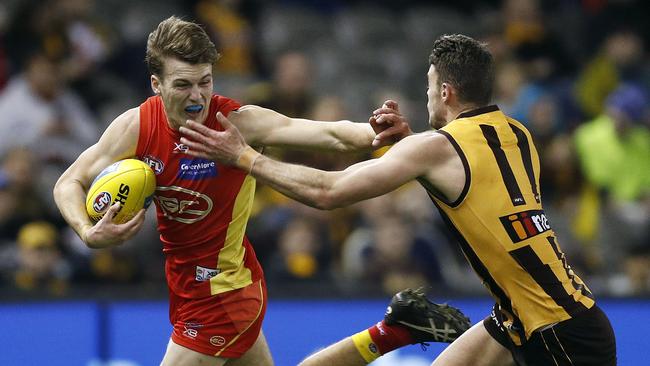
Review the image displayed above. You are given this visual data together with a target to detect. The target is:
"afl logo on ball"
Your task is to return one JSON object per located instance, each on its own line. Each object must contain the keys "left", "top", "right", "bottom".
{"left": 93, "top": 192, "right": 112, "bottom": 213}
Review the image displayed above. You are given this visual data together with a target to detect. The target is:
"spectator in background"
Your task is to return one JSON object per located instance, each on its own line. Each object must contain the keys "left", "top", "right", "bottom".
{"left": 266, "top": 216, "right": 332, "bottom": 285}
{"left": 195, "top": 0, "right": 257, "bottom": 77}
{"left": 55, "top": 0, "right": 117, "bottom": 110}
{"left": 575, "top": 30, "right": 645, "bottom": 118}
{"left": 340, "top": 186, "right": 448, "bottom": 296}
{"left": 0, "top": 47, "right": 99, "bottom": 212}
{"left": 0, "top": 48, "right": 98, "bottom": 158}
{"left": 248, "top": 51, "right": 315, "bottom": 118}
{"left": 493, "top": 60, "right": 525, "bottom": 114}
{"left": 357, "top": 216, "right": 442, "bottom": 296}
{"left": 575, "top": 84, "right": 650, "bottom": 203}
{"left": 574, "top": 84, "right": 650, "bottom": 294}
{"left": 0, "top": 221, "right": 71, "bottom": 296}
{"left": 0, "top": 2, "right": 8, "bottom": 90}
{"left": 0, "top": 148, "right": 55, "bottom": 239}
{"left": 4, "top": 0, "right": 115, "bottom": 109}
{"left": 501, "top": 0, "right": 582, "bottom": 133}
{"left": 0, "top": 171, "right": 18, "bottom": 242}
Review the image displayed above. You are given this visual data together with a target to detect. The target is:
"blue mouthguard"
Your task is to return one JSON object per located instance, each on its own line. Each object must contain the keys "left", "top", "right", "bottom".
{"left": 185, "top": 105, "right": 204, "bottom": 113}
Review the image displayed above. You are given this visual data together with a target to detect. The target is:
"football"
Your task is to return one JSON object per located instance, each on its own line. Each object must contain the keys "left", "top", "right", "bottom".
{"left": 85, "top": 159, "right": 156, "bottom": 224}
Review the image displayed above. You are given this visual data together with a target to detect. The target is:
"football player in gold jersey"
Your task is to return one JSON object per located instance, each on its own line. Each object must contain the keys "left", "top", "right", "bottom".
{"left": 180, "top": 34, "right": 617, "bottom": 366}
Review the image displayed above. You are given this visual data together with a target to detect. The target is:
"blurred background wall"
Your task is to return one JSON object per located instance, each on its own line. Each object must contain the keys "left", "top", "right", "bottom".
{"left": 0, "top": 0, "right": 648, "bottom": 363}
{"left": 0, "top": 299, "right": 647, "bottom": 365}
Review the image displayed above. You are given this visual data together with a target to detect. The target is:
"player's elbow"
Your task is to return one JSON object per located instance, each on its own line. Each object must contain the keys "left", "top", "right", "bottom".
{"left": 327, "top": 139, "right": 355, "bottom": 154}
{"left": 52, "top": 176, "right": 66, "bottom": 201}
{"left": 52, "top": 175, "right": 73, "bottom": 200}
{"left": 312, "top": 189, "right": 345, "bottom": 210}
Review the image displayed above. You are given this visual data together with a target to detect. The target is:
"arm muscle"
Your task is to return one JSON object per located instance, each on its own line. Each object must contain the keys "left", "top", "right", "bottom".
{"left": 229, "top": 105, "right": 375, "bottom": 152}
{"left": 249, "top": 133, "right": 446, "bottom": 209}
{"left": 53, "top": 108, "right": 140, "bottom": 240}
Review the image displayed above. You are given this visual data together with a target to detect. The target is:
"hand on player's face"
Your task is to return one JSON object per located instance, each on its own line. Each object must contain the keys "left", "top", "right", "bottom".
{"left": 179, "top": 112, "right": 248, "bottom": 165}
{"left": 369, "top": 100, "right": 413, "bottom": 147}
{"left": 83, "top": 203, "right": 146, "bottom": 248}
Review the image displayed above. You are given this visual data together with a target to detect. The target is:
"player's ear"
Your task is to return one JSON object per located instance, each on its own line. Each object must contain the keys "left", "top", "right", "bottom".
{"left": 151, "top": 75, "right": 161, "bottom": 95}
{"left": 440, "top": 82, "right": 449, "bottom": 101}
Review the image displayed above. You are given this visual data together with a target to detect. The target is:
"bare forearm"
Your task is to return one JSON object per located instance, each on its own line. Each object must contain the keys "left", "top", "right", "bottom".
{"left": 247, "top": 154, "right": 338, "bottom": 209}
{"left": 53, "top": 178, "right": 94, "bottom": 243}
{"left": 316, "top": 120, "right": 376, "bottom": 152}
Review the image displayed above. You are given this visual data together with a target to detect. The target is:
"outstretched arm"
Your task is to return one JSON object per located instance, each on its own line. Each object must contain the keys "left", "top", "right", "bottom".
{"left": 227, "top": 100, "right": 411, "bottom": 152}
{"left": 180, "top": 113, "right": 447, "bottom": 210}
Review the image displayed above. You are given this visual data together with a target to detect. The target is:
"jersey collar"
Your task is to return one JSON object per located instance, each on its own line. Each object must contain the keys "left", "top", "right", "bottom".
{"left": 457, "top": 105, "right": 499, "bottom": 119}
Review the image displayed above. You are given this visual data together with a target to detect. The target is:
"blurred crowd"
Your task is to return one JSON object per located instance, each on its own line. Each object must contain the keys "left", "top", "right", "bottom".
{"left": 0, "top": 0, "right": 648, "bottom": 299}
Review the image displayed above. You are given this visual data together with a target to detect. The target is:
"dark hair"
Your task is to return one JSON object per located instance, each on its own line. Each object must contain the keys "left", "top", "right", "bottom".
{"left": 145, "top": 16, "right": 220, "bottom": 78}
{"left": 429, "top": 34, "right": 494, "bottom": 106}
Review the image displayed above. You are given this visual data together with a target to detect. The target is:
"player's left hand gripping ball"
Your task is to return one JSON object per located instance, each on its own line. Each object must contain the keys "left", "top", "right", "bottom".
{"left": 85, "top": 159, "right": 156, "bottom": 224}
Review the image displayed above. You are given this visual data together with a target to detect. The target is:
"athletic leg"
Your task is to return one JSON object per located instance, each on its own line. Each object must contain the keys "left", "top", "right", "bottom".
{"left": 160, "top": 338, "right": 227, "bottom": 366}
{"left": 299, "top": 337, "right": 366, "bottom": 366}
{"left": 226, "top": 330, "right": 274, "bottom": 366}
{"left": 431, "top": 321, "right": 515, "bottom": 366}
{"left": 299, "top": 289, "right": 472, "bottom": 366}
{"left": 299, "top": 321, "right": 514, "bottom": 366}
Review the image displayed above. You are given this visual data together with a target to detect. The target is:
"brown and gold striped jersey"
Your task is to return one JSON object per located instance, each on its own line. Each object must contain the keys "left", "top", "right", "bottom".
{"left": 419, "top": 105, "right": 594, "bottom": 344}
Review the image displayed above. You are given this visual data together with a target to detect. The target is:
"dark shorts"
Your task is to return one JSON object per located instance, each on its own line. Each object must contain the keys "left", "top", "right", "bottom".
{"left": 169, "top": 279, "right": 267, "bottom": 358}
{"left": 483, "top": 304, "right": 617, "bottom": 366}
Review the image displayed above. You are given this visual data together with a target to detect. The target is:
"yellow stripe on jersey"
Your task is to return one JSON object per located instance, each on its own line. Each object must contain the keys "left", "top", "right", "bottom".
{"left": 210, "top": 175, "right": 256, "bottom": 295}
{"left": 422, "top": 106, "right": 594, "bottom": 343}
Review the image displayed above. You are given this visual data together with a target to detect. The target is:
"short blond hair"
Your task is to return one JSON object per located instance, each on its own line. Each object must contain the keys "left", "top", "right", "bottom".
{"left": 145, "top": 16, "right": 220, "bottom": 78}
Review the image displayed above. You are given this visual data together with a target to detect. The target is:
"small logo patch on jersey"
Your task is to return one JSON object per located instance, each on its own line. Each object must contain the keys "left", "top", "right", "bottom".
{"left": 196, "top": 265, "right": 220, "bottom": 282}
{"left": 173, "top": 142, "right": 189, "bottom": 154}
{"left": 177, "top": 158, "right": 218, "bottom": 180}
{"left": 182, "top": 326, "right": 198, "bottom": 339}
{"left": 500, "top": 209, "right": 551, "bottom": 243}
{"left": 155, "top": 186, "right": 213, "bottom": 224}
{"left": 143, "top": 155, "right": 164, "bottom": 175}
{"left": 210, "top": 336, "right": 226, "bottom": 347}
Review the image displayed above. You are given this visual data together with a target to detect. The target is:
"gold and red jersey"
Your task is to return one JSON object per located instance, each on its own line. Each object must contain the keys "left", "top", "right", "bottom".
{"left": 136, "top": 95, "right": 263, "bottom": 299}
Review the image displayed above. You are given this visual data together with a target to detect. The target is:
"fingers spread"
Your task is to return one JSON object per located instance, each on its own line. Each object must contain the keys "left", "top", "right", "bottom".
{"left": 179, "top": 126, "right": 212, "bottom": 145}
{"left": 185, "top": 120, "right": 212, "bottom": 134}
{"left": 180, "top": 137, "right": 210, "bottom": 154}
